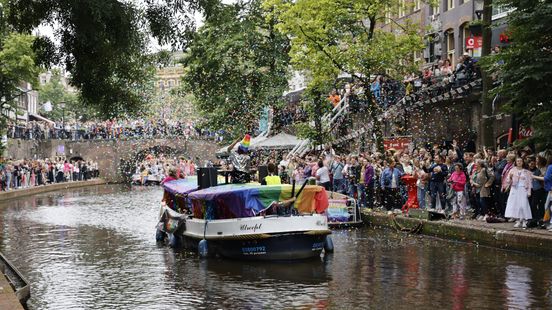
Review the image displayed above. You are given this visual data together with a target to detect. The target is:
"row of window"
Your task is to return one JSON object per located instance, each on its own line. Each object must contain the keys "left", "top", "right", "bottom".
{"left": 158, "top": 79, "right": 180, "bottom": 89}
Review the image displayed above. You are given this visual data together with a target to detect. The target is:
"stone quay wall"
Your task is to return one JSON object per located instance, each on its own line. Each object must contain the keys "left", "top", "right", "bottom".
{"left": 4, "top": 138, "right": 220, "bottom": 182}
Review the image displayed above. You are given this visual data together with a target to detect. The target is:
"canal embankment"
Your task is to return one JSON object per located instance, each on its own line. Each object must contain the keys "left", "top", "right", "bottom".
{"left": 362, "top": 209, "right": 552, "bottom": 257}
{"left": 0, "top": 264, "right": 24, "bottom": 310}
{"left": 0, "top": 179, "right": 107, "bottom": 203}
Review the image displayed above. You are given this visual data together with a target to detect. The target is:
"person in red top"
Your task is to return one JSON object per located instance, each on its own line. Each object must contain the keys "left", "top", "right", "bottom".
{"left": 328, "top": 90, "right": 341, "bottom": 107}
{"left": 448, "top": 163, "right": 467, "bottom": 219}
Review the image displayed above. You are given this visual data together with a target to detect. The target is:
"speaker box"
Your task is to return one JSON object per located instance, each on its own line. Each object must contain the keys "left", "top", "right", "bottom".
{"left": 198, "top": 167, "right": 218, "bottom": 189}
{"left": 258, "top": 165, "right": 268, "bottom": 183}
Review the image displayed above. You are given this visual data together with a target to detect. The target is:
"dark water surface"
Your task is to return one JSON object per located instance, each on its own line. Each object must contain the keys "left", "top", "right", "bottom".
{"left": 1, "top": 185, "right": 552, "bottom": 309}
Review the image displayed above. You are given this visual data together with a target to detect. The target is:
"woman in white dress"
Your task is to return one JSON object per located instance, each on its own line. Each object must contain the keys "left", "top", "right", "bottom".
{"left": 504, "top": 157, "right": 533, "bottom": 228}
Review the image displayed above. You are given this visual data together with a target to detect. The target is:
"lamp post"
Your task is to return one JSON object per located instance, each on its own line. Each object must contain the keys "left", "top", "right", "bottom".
{"left": 59, "top": 101, "right": 66, "bottom": 139}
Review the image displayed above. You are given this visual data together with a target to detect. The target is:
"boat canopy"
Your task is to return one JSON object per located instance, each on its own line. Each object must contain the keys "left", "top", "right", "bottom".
{"left": 188, "top": 184, "right": 329, "bottom": 220}
{"left": 163, "top": 178, "right": 199, "bottom": 196}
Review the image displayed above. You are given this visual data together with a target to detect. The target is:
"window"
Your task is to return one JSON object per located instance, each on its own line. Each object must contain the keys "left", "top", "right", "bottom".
{"left": 414, "top": 0, "right": 421, "bottom": 11}
{"left": 398, "top": 0, "right": 406, "bottom": 17}
{"left": 169, "top": 80, "right": 175, "bottom": 88}
{"left": 385, "top": 9, "right": 392, "bottom": 24}
{"left": 430, "top": 2, "right": 441, "bottom": 15}
{"left": 447, "top": 31, "right": 455, "bottom": 66}
{"left": 460, "top": 24, "right": 470, "bottom": 53}
{"left": 158, "top": 81, "right": 164, "bottom": 88}
{"left": 492, "top": 5, "right": 514, "bottom": 20}
{"left": 447, "top": 0, "right": 454, "bottom": 10}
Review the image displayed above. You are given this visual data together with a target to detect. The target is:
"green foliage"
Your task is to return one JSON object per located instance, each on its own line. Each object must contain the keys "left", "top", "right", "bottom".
{"left": 484, "top": 0, "right": 552, "bottom": 149}
{"left": 180, "top": 0, "right": 290, "bottom": 138}
{"left": 0, "top": 32, "right": 40, "bottom": 151}
{"left": 264, "top": 0, "right": 424, "bottom": 149}
{"left": 6, "top": 0, "right": 214, "bottom": 119}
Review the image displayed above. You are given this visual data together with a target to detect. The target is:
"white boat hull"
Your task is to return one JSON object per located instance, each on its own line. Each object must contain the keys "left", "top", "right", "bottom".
{"left": 158, "top": 208, "right": 331, "bottom": 260}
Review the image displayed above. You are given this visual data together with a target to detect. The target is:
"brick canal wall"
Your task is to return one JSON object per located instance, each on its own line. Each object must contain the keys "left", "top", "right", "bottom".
{"left": 4, "top": 138, "right": 220, "bottom": 182}
{"left": 363, "top": 210, "right": 552, "bottom": 257}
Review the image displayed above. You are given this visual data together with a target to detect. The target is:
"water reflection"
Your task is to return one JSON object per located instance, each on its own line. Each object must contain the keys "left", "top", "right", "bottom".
{"left": 1, "top": 185, "right": 552, "bottom": 309}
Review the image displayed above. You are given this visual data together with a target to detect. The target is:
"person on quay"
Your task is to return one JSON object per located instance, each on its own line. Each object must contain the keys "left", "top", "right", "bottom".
{"left": 315, "top": 160, "right": 331, "bottom": 191}
{"left": 504, "top": 157, "right": 533, "bottom": 228}
{"left": 380, "top": 159, "right": 403, "bottom": 211}
{"left": 428, "top": 155, "right": 448, "bottom": 212}
{"left": 471, "top": 160, "right": 495, "bottom": 220}
{"left": 448, "top": 163, "right": 467, "bottom": 219}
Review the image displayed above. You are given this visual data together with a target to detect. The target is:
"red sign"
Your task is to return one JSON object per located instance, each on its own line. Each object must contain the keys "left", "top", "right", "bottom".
{"left": 466, "top": 36, "right": 482, "bottom": 49}
{"left": 518, "top": 126, "right": 533, "bottom": 140}
{"left": 384, "top": 137, "right": 412, "bottom": 151}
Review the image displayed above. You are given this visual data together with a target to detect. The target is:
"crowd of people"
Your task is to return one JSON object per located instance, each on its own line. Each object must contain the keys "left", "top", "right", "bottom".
{"left": 132, "top": 155, "right": 197, "bottom": 185}
{"left": 0, "top": 158, "right": 100, "bottom": 191}
{"left": 255, "top": 143, "right": 551, "bottom": 230}
{"left": 7, "top": 119, "right": 224, "bottom": 142}
{"left": 324, "top": 53, "right": 480, "bottom": 114}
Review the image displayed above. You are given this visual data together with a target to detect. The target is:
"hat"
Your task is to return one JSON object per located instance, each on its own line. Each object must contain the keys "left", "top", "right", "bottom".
{"left": 238, "top": 134, "right": 251, "bottom": 153}
{"left": 463, "top": 52, "right": 470, "bottom": 56}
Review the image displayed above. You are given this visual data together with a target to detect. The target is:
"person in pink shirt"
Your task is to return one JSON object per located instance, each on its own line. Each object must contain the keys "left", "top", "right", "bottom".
{"left": 448, "top": 163, "right": 467, "bottom": 219}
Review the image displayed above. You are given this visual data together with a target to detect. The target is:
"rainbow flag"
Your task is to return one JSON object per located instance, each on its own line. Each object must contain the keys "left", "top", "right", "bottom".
{"left": 188, "top": 184, "right": 329, "bottom": 220}
{"left": 238, "top": 134, "right": 251, "bottom": 152}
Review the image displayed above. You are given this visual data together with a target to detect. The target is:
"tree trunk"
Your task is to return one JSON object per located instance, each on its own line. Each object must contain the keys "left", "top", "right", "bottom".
{"left": 481, "top": 0, "right": 494, "bottom": 148}
{"left": 363, "top": 82, "right": 384, "bottom": 153}
{"left": 313, "top": 91, "right": 323, "bottom": 147}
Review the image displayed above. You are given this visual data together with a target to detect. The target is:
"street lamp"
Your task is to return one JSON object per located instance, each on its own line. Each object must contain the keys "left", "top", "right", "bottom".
{"left": 59, "top": 101, "right": 66, "bottom": 138}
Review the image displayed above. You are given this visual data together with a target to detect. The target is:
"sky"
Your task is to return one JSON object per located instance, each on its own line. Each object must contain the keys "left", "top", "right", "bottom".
{"left": 35, "top": 0, "right": 237, "bottom": 53}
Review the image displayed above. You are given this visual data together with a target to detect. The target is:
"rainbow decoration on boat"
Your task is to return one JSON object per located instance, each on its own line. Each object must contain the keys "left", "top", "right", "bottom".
{"left": 187, "top": 184, "right": 329, "bottom": 220}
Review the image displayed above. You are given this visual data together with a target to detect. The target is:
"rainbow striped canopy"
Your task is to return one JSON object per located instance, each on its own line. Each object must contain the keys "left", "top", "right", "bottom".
{"left": 188, "top": 184, "right": 329, "bottom": 220}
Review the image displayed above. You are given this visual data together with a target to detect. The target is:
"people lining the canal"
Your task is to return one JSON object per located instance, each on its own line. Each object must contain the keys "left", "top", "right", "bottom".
{"left": 230, "top": 142, "right": 552, "bottom": 231}
{"left": 132, "top": 155, "right": 196, "bottom": 185}
{"left": 0, "top": 157, "right": 99, "bottom": 191}
{"left": 6, "top": 118, "right": 224, "bottom": 142}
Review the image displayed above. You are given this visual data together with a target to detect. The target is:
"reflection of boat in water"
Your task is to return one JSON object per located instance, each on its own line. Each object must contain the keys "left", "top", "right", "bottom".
{"left": 326, "top": 192, "right": 363, "bottom": 228}
{"left": 157, "top": 177, "right": 333, "bottom": 261}
{"left": 203, "top": 258, "right": 331, "bottom": 284}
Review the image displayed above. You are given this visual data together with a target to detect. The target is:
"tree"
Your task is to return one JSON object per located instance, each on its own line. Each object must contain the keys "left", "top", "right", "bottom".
{"left": 0, "top": 32, "right": 40, "bottom": 149}
{"left": 484, "top": 0, "right": 552, "bottom": 149}
{"left": 6, "top": 0, "right": 216, "bottom": 119}
{"left": 265, "top": 0, "right": 424, "bottom": 151}
{"left": 180, "top": 0, "right": 290, "bottom": 138}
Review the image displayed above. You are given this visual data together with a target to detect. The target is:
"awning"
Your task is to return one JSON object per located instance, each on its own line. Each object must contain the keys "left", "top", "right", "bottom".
{"left": 29, "top": 113, "right": 56, "bottom": 125}
{"left": 252, "top": 132, "right": 306, "bottom": 150}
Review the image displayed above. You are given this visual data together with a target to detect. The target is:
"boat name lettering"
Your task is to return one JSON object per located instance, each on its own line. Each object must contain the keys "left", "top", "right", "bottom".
{"left": 312, "top": 242, "right": 324, "bottom": 250}
{"left": 240, "top": 223, "right": 262, "bottom": 232}
{"left": 316, "top": 220, "right": 326, "bottom": 226}
{"left": 242, "top": 246, "right": 266, "bottom": 255}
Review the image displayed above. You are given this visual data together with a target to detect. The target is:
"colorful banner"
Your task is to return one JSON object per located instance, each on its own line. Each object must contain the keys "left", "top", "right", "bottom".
{"left": 384, "top": 137, "right": 412, "bottom": 151}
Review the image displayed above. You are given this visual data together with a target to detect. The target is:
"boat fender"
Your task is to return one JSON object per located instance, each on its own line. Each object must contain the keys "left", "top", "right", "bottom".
{"left": 168, "top": 233, "right": 181, "bottom": 248}
{"left": 155, "top": 228, "right": 166, "bottom": 242}
{"left": 324, "top": 235, "right": 334, "bottom": 253}
{"left": 198, "top": 239, "right": 208, "bottom": 258}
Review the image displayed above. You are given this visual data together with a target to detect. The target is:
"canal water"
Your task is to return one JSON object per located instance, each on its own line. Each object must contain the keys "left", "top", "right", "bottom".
{"left": 1, "top": 185, "right": 552, "bottom": 309}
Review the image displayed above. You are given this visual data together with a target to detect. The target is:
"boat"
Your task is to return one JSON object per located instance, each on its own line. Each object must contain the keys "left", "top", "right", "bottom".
{"left": 157, "top": 177, "right": 333, "bottom": 260}
{"left": 326, "top": 191, "right": 364, "bottom": 228}
{"left": 131, "top": 172, "right": 164, "bottom": 185}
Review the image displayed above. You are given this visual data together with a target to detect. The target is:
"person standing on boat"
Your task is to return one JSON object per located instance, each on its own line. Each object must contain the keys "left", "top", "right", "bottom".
{"left": 227, "top": 134, "right": 252, "bottom": 184}
{"left": 261, "top": 163, "right": 281, "bottom": 185}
